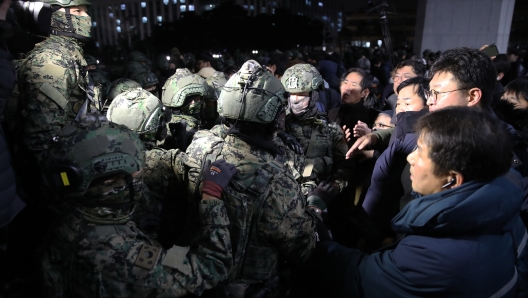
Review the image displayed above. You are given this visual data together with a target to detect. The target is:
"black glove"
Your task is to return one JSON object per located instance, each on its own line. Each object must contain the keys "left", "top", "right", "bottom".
{"left": 310, "top": 181, "right": 338, "bottom": 206}
{"left": 277, "top": 131, "right": 304, "bottom": 155}
{"left": 201, "top": 159, "right": 238, "bottom": 198}
{"left": 169, "top": 121, "right": 197, "bottom": 152}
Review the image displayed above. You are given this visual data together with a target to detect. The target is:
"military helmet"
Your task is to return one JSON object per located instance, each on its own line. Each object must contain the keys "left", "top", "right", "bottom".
{"left": 41, "top": 0, "right": 91, "bottom": 7}
{"left": 107, "top": 89, "right": 167, "bottom": 141}
{"left": 39, "top": 116, "right": 145, "bottom": 198}
{"left": 129, "top": 71, "right": 159, "bottom": 88}
{"left": 128, "top": 51, "right": 148, "bottom": 63}
{"left": 125, "top": 61, "right": 150, "bottom": 78}
{"left": 162, "top": 68, "right": 207, "bottom": 108}
{"left": 84, "top": 54, "right": 97, "bottom": 66}
{"left": 281, "top": 63, "right": 324, "bottom": 93}
{"left": 106, "top": 78, "right": 141, "bottom": 102}
{"left": 218, "top": 60, "right": 288, "bottom": 124}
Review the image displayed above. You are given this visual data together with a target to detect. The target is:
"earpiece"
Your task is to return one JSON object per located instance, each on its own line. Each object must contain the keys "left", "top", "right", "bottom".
{"left": 441, "top": 177, "right": 456, "bottom": 189}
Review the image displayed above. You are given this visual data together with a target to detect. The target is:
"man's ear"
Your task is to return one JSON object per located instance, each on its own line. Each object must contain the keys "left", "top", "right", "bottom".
{"left": 467, "top": 88, "right": 483, "bottom": 107}
{"left": 361, "top": 88, "right": 370, "bottom": 99}
{"left": 497, "top": 72, "right": 505, "bottom": 81}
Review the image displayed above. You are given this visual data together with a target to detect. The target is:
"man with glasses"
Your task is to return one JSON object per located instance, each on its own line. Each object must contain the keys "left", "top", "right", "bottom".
{"left": 349, "top": 47, "right": 528, "bottom": 245}
{"left": 384, "top": 59, "right": 426, "bottom": 110}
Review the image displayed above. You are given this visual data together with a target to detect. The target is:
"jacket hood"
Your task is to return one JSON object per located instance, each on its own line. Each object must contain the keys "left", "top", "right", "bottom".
{"left": 392, "top": 169, "right": 524, "bottom": 236}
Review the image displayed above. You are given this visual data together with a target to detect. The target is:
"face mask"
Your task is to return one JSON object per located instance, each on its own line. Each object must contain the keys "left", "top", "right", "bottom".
{"left": 51, "top": 10, "right": 92, "bottom": 42}
{"left": 289, "top": 95, "right": 311, "bottom": 116}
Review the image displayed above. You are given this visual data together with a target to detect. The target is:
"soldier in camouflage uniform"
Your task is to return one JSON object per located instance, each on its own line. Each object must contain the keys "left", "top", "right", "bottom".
{"left": 39, "top": 116, "right": 236, "bottom": 297}
{"left": 201, "top": 70, "right": 226, "bottom": 129}
{"left": 184, "top": 60, "right": 332, "bottom": 297}
{"left": 17, "top": 0, "right": 99, "bottom": 154}
{"left": 107, "top": 88, "right": 183, "bottom": 202}
{"left": 160, "top": 68, "right": 209, "bottom": 150}
{"left": 124, "top": 51, "right": 150, "bottom": 77}
{"left": 84, "top": 54, "right": 110, "bottom": 100}
{"left": 106, "top": 89, "right": 192, "bottom": 247}
{"left": 104, "top": 78, "right": 141, "bottom": 110}
{"left": 129, "top": 70, "right": 160, "bottom": 98}
{"left": 280, "top": 64, "right": 349, "bottom": 197}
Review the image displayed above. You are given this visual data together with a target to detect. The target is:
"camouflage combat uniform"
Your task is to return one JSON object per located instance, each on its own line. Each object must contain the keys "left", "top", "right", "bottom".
{"left": 18, "top": 35, "right": 97, "bottom": 151}
{"left": 184, "top": 61, "right": 318, "bottom": 296}
{"left": 39, "top": 118, "right": 232, "bottom": 297}
{"left": 281, "top": 64, "right": 349, "bottom": 196}
{"left": 41, "top": 199, "right": 231, "bottom": 297}
{"left": 284, "top": 113, "right": 349, "bottom": 195}
{"left": 160, "top": 68, "right": 209, "bottom": 149}
{"left": 185, "top": 130, "right": 317, "bottom": 288}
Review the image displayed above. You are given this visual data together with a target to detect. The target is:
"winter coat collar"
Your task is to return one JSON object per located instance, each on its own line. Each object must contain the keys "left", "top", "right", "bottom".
{"left": 392, "top": 169, "right": 523, "bottom": 236}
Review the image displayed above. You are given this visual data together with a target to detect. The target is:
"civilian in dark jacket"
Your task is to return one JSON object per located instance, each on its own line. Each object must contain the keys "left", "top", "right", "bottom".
{"left": 0, "top": 0, "right": 25, "bottom": 228}
{"left": 296, "top": 107, "right": 528, "bottom": 298}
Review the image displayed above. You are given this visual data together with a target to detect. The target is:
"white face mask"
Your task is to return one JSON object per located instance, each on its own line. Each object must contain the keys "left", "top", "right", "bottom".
{"left": 289, "top": 95, "right": 311, "bottom": 115}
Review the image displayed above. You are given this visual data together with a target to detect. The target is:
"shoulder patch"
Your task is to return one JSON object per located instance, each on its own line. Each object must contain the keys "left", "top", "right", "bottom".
{"left": 161, "top": 245, "right": 191, "bottom": 274}
{"left": 39, "top": 82, "right": 69, "bottom": 110}
{"left": 134, "top": 244, "right": 162, "bottom": 270}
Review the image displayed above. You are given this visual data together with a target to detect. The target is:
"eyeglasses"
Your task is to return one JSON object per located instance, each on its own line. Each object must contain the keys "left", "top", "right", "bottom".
{"left": 393, "top": 74, "right": 414, "bottom": 82}
{"left": 372, "top": 122, "right": 393, "bottom": 130}
{"left": 425, "top": 88, "right": 467, "bottom": 104}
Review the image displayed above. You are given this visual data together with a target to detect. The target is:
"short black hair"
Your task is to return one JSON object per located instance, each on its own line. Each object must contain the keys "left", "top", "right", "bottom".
{"left": 396, "top": 76, "right": 428, "bottom": 105}
{"left": 341, "top": 68, "right": 373, "bottom": 91}
{"left": 504, "top": 78, "right": 528, "bottom": 103}
{"left": 394, "top": 59, "right": 426, "bottom": 77}
{"left": 493, "top": 54, "right": 511, "bottom": 75}
{"left": 415, "top": 106, "right": 511, "bottom": 182}
{"left": 428, "top": 47, "right": 497, "bottom": 108}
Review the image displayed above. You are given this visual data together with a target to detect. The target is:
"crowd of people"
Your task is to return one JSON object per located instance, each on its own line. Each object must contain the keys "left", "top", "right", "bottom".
{"left": 1, "top": 0, "right": 528, "bottom": 297}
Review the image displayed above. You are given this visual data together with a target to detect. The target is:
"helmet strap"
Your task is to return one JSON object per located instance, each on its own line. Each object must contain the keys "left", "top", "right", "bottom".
{"left": 125, "top": 174, "right": 135, "bottom": 205}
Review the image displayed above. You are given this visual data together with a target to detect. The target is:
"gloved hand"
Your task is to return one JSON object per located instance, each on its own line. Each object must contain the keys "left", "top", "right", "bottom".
{"left": 277, "top": 131, "right": 304, "bottom": 155}
{"left": 169, "top": 121, "right": 197, "bottom": 152}
{"left": 310, "top": 181, "right": 338, "bottom": 206}
{"left": 201, "top": 159, "right": 239, "bottom": 198}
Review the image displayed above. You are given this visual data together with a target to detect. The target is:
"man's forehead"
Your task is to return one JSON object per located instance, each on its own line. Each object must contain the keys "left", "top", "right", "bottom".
{"left": 395, "top": 66, "right": 415, "bottom": 75}
{"left": 344, "top": 72, "right": 362, "bottom": 82}
{"left": 430, "top": 71, "right": 456, "bottom": 86}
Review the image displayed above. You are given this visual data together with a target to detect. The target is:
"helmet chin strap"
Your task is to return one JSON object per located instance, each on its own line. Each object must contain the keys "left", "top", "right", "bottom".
{"left": 51, "top": 7, "right": 92, "bottom": 43}
{"left": 125, "top": 174, "right": 135, "bottom": 205}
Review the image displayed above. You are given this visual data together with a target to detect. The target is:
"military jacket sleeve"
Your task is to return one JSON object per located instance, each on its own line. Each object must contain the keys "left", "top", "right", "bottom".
{"left": 143, "top": 148, "right": 186, "bottom": 201}
{"left": 18, "top": 43, "right": 88, "bottom": 150}
{"left": 328, "top": 121, "right": 350, "bottom": 192}
{"left": 258, "top": 176, "right": 317, "bottom": 265}
{"left": 43, "top": 200, "right": 232, "bottom": 297}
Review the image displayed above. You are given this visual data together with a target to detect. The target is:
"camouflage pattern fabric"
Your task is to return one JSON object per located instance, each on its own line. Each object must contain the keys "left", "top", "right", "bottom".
{"left": 143, "top": 147, "right": 186, "bottom": 202}
{"left": 18, "top": 35, "right": 95, "bottom": 151}
{"left": 205, "top": 70, "right": 227, "bottom": 99}
{"left": 41, "top": 199, "right": 232, "bottom": 297}
{"left": 125, "top": 61, "right": 150, "bottom": 78}
{"left": 184, "top": 129, "right": 317, "bottom": 285}
{"left": 157, "top": 113, "right": 201, "bottom": 148}
{"left": 285, "top": 113, "right": 349, "bottom": 196}
{"left": 281, "top": 63, "right": 324, "bottom": 94}
{"left": 50, "top": 10, "right": 92, "bottom": 40}
{"left": 162, "top": 68, "right": 207, "bottom": 108}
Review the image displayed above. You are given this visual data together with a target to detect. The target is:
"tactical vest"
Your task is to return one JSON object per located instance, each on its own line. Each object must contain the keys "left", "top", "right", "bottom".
{"left": 286, "top": 115, "right": 334, "bottom": 179}
{"left": 185, "top": 132, "right": 290, "bottom": 284}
